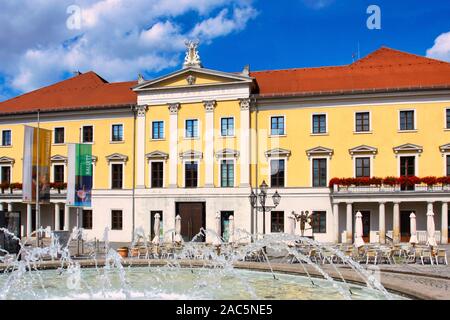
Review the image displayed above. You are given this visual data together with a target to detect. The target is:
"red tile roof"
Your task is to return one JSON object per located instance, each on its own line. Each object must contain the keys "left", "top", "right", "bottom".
{"left": 251, "top": 47, "right": 450, "bottom": 97}
{"left": 0, "top": 71, "right": 137, "bottom": 115}
{"left": 1, "top": 47, "right": 449, "bottom": 115}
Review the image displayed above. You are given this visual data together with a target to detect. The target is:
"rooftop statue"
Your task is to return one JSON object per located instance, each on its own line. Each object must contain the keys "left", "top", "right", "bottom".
{"left": 183, "top": 40, "right": 202, "bottom": 68}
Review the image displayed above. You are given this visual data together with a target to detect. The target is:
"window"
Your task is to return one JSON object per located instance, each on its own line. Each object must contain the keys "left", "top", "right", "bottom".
{"left": 185, "top": 161, "right": 198, "bottom": 188}
{"left": 59, "top": 208, "right": 65, "bottom": 231}
{"left": 355, "top": 112, "right": 370, "bottom": 132}
{"left": 112, "top": 124, "right": 124, "bottom": 142}
{"left": 355, "top": 157, "right": 371, "bottom": 178}
{"left": 400, "top": 110, "right": 415, "bottom": 131}
{"left": 220, "top": 160, "right": 234, "bottom": 187}
{"left": 152, "top": 121, "right": 164, "bottom": 140}
{"left": 270, "top": 159, "right": 285, "bottom": 188}
{"left": 1, "top": 130, "right": 11, "bottom": 146}
{"left": 271, "top": 211, "right": 284, "bottom": 233}
{"left": 447, "top": 155, "right": 450, "bottom": 176}
{"left": 150, "top": 211, "right": 163, "bottom": 241}
{"left": 111, "top": 210, "right": 123, "bottom": 230}
{"left": 313, "top": 159, "right": 327, "bottom": 187}
{"left": 54, "top": 127, "right": 65, "bottom": 144}
{"left": 312, "top": 114, "right": 327, "bottom": 134}
{"left": 1, "top": 166, "right": 11, "bottom": 184}
{"left": 151, "top": 162, "right": 164, "bottom": 188}
{"left": 447, "top": 109, "right": 450, "bottom": 129}
{"left": 400, "top": 156, "right": 416, "bottom": 191}
{"left": 185, "top": 119, "right": 199, "bottom": 138}
{"left": 82, "top": 210, "right": 93, "bottom": 230}
{"left": 53, "top": 165, "right": 65, "bottom": 183}
{"left": 221, "top": 118, "right": 234, "bottom": 137}
{"left": 111, "top": 164, "right": 123, "bottom": 189}
{"left": 312, "top": 211, "right": 327, "bottom": 234}
{"left": 271, "top": 116, "right": 285, "bottom": 136}
{"left": 82, "top": 126, "right": 93, "bottom": 143}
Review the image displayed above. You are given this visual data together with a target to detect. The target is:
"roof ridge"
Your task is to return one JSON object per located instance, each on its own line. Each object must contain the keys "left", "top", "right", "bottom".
{"left": 251, "top": 64, "right": 348, "bottom": 74}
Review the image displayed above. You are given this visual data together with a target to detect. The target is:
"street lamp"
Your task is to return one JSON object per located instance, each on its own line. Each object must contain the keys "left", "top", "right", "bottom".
{"left": 249, "top": 180, "right": 281, "bottom": 236}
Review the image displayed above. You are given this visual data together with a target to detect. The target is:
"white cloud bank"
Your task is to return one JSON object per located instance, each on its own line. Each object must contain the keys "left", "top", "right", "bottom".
{"left": 0, "top": 0, "right": 258, "bottom": 93}
{"left": 427, "top": 31, "right": 450, "bottom": 62}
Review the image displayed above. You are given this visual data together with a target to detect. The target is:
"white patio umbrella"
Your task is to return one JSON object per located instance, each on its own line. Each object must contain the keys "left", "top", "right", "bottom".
{"left": 286, "top": 216, "right": 296, "bottom": 247}
{"left": 354, "top": 211, "right": 365, "bottom": 248}
{"left": 212, "top": 212, "right": 222, "bottom": 246}
{"left": 174, "top": 215, "right": 183, "bottom": 244}
{"left": 426, "top": 210, "right": 437, "bottom": 247}
{"left": 152, "top": 213, "right": 161, "bottom": 245}
{"left": 409, "top": 212, "right": 418, "bottom": 245}
{"left": 228, "top": 215, "right": 236, "bottom": 244}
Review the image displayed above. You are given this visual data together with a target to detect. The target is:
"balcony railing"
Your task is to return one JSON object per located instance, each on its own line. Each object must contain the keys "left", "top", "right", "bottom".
{"left": 386, "top": 230, "right": 442, "bottom": 244}
{"left": 332, "top": 184, "right": 450, "bottom": 194}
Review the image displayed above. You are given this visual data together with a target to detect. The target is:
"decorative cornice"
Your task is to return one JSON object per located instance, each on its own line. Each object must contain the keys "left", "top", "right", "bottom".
{"left": 106, "top": 153, "right": 129, "bottom": 163}
{"left": 146, "top": 151, "right": 169, "bottom": 160}
{"left": 349, "top": 145, "right": 378, "bottom": 156}
{"left": 51, "top": 155, "right": 68, "bottom": 163}
{"left": 393, "top": 143, "right": 423, "bottom": 154}
{"left": 215, "top": 149, "right": 240, "bottom": 159}
{"left": 179, "top": 150, "right": 203, "bottom": 160}
{"left": 135, "top": 105, "right": 148, "bottom": 117}
{"left": 265, "top": 148, "right": 292, "bottom": 159}
{"left": 306, "top": 146, "right": 334, "bottom": 159}
{"left": 440, "top": 143, "right": 450, "bottom": 154}
{"left": 203, "top": 100, "right": 217, "bottom": 113}
{"left": 0, "top": 156, "right": 15, "bottom": 165}
{"left": 239, "top": 98, "right": 251, "bottom": 111}
{"left": 168, "top": 103, "right": 181, "bottom": 115}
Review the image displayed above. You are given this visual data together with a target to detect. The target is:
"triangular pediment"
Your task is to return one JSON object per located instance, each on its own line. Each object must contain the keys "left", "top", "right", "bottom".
{"left": 51, "top": 155, "right": 68, "bottom": 163}
{"left": 133, "top": 67, "right": 253, "bottom": 91}
{"left": 146, "top": 151, "right": 169, "bottom": 160}
{"left": 393, "top": 143, "right": 423, "bottom": 154}
{"left": 0, "top": 156, "right": 15, "bottom": 164}
{"left": 179, "top": 150, "right": 203, "bottom": 160}
{"left": 215, "top": 149, "right": 240, "bottom": 159}
{"left": 349, "top": 145, "right": 378, "bottom": 155}
{"left": 265, "top": 148, "right": 291, "bottom": 158}
{"left": 106, "top": 153, "right": 128, "bottom": 162}
{"left": 306, "top": 146, "right": 334, "bottom": 158}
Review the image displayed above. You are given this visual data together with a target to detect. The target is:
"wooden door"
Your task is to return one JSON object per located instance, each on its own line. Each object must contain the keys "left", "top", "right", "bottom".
{"left": 400, "top": 211, "right": 412, "bottom": 242}
{"left": 176, "top": 202, "right": 205, "bottom": 242}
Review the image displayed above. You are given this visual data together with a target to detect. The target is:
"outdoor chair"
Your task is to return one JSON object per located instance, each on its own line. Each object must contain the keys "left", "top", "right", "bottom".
{"left": 420, "top": 249, "right": 434, "bottom": 265}
{"left": 321, "top": 251, "right": 336, "bottom": 264}
{"left": 365, "top": 250, "right": 378, "bottom": 265}
{"left": 307, "top": 249, "right": 319, "bottom": 263}
{"left": 380, "top": 249, "right": 396, "bottom": 264}
{"left": 435, "top": 249, "right": 448, "bottom": 265}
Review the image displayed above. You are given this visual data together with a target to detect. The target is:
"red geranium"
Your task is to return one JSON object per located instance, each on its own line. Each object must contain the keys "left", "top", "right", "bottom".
{"left": 383, "top": 176, "right": 398, "bottom": 186}
{"left": 329, "top": 178, "right": 341, "bottom": 188}
{"left": 421, "top": 176, "right": 438, "bottom": 186}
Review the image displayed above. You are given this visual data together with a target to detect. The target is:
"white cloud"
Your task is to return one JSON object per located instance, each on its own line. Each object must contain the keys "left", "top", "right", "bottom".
{"left": 427, "top": 31, "right": 450, "bottom": 62}
{"left": 302, "top": 0, "right": 334, "bottom": 10}
{"left": 0, "top": 0, "right": 258, "bottom": 93}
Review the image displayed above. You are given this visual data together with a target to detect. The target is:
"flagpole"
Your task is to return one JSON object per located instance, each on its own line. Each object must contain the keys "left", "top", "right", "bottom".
{"left": 36, "top": 109, "right": 40, "bottom": 248}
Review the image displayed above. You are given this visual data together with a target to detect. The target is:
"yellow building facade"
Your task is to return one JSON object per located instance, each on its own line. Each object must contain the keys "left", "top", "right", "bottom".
{"left": 0, "top": 45, "right": 449, "bottom": 244}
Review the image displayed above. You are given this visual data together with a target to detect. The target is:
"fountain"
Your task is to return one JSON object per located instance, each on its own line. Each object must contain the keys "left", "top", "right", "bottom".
{"left": 0, "top": 226, "right": 407, "bottom": 300}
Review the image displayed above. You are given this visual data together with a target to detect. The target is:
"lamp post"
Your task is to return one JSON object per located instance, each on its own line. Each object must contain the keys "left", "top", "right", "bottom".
{"left": 249, "top": 181, "right": 281, "bottom": 236}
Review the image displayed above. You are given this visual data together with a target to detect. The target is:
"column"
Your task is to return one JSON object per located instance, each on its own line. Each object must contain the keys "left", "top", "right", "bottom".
{"left": 168, "top": 103, "right": 180, "bottom": 188}
{"left": 442, "top": 202, "right": 448, "bottom": 244}
{"left": 346, "top": 203, "right": 353, "bottom": 244}
{"left": 135, "top": 105, "right": 148, "bottom": 189}
{"left": 239, "top": 98, "right": 251, "bottom": 187}
{"left": 64, "top": 205, "right": 70, "bottom": 231}
{"left": 379, "top": 202, "right": 386, "bottom": 244}
{"left": 393, "top": 202, "right": 400, "bottom": 244}
{"left": 55, "top": 203, "right": 61, "bottom": 231}
{"left": 27, "top": 203, "right": 32, "bottom": 236}
{"left": 7, "top": 203, "right": 13, "bottom": 212}
{"left": 333, "top": 203, "right": 339, "bottom": 243}
{"left": 204, "top": 101, "right": 216, "bottom": 187}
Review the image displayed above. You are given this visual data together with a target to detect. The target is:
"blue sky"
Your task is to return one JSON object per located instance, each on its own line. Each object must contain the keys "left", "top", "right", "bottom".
{"left": 0, "top": 0, "right": 449, "bottom": 101}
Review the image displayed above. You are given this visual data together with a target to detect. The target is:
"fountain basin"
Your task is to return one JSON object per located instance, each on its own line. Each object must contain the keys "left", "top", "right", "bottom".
{"left": 0, "top": 262, "right": 408, "bottom": 300}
